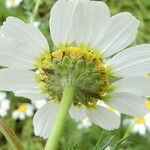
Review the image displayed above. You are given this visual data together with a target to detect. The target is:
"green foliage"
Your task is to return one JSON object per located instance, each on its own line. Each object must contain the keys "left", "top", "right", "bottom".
{"left": 94, "top": 131, "right": 114, "bottom": 150}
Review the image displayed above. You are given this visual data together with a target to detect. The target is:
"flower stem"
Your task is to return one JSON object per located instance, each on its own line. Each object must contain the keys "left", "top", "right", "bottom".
{"left": 30, "top": 0, "right": 41, "bottom": 22}
{"left": 123, "top": 123, "right": 133, "bottom": 138}
{"left": 0, "top": 116, "right": 23, "bottom": 150}
{"left": 44, "top": 84, "right": 76, "bottom": 150}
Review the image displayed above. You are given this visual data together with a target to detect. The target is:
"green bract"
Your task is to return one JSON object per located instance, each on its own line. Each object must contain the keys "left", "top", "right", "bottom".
{"left": 35, "top": 46, "right": 115, "bottom": 107}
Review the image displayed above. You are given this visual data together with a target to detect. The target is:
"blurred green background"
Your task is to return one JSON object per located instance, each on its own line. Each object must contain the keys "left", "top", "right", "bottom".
{"left": 0, "top": 0, "right": 150, "bottom": 150}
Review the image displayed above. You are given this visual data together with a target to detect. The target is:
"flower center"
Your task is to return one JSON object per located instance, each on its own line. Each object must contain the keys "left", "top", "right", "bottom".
{"left": 18, "top": 104, "right": 28, "bottom": 112}
{"left": 146, "top": 100, "right": 150, "bottom": 109}
{"left": 35, "top": 46, "right": 113, "bottom": 107}
{"left": 134, "top": 117, "right": 145, "bottom": 124}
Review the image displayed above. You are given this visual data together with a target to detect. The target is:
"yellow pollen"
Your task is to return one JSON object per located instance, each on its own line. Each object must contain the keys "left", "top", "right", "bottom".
{"left": 66, "top": 47, "right": 82, "bottom": 57}
{"left": 52, "top": 50, "right": 63, "bottom": 61}
{"left": 36, "top": 69, "right": 47, "bottom": 81}
{"left": 84, "top": 52, "right": 95, "bottom": 61}
{"left": 101, "top": 75, "right": 108, "bottom": 81}
{"left": 134, "top": 117, "right": 145, "bottom": 124}
{"left": 146, "top": 100, "right": 150, "bottom": 109}
{"left": 18, "top": 104, "right": 28, "bottom": 113}
{"left": 95, "top": 59, "right": 106, "bottom": 72}
{"left": 34, "top": 50, "right": 51, "bottom": 68}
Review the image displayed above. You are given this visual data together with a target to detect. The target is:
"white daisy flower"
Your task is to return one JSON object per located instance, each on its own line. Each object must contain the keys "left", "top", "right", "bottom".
{"left": 0, "top": 92, "right": 10, "bottom": 117}
{"left": 5, "top": 0, "right": 23, "bottom": 8}
{"left": 132, "top": 112, "right": 150, "bottom": 135}
{"left": 12, "top": 103, "right": 34, "bottom": 120}
{"left": 0, "top": 0, "right": 150, "bottom": 139}
{"left": 77, "top": 118, "right": 92, "bottom": 129}
{"left": 132, "top": 117, "right": 147, "bottom": 135}
{"left": 124, "top": 101, "right": 150, "bottom": 135}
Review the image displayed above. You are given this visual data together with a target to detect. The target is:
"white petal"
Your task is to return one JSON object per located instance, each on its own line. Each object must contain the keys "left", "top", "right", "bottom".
{"left": 105, "top": 92, "right": 147, "bottom": 117}
{"left": 12, "top": 111, "right": 19, "bottom": 120}
{"left": 25, "top": 104, "right": 34, "bottom": 117}
{"left": 69, "top": 105, "right": 87, "bottom": 121}
{"left": 0, "top": 17, "right": 49, "bottom": 69}
{"left": 0, "top": 69, "right": 37, "bottom": 92}
{"left": 15, "top": 88, "right": 44, "bottom": 101}
{"left": 26, "top": 109, "right": 34, "bottom": 117}
{"left": 108, "top": 44, "right": 150, "bottom": 77}
{"left": 19, "top": 113, "right": 25, "bottom": 120}
{"left": 72, "top": 0, "right": 110, "bottom": 46}
{"left": 1, "top": 99, "right": 10, "bottom": 109}
{"left": 133, "top": 124, "right": 146, "bottom": 135}
{"left": 145, "top": 113, "right": 150, "bottom": 128}
{"left": 113, "top": 76, "right": 150, "bottom": 96}
{"left": 77, "top": 118, "right": 92, "bottom": 129}
{"left": 96, "top": 12, "right": 139, "bottom": 57}
{"left": 0, "top": 92, "right": 7, "bottom": 99}
{"left": 50, "top": 0, "right": 79, "bottom": 45}
{"left": 0, "top": 109, "right": 7, "bottom": 117}
{"left": 6, "top": 0, "right": 22, "bottom": 8}
{"left": 32, "top": 99, "right": 47, "bottom": 109}
{"left": 97, "top": 100, "right": 120, "bottom": 116}
{"left": 86, "top": 105, "right": 120, "bottom": 130}
{"left": 33, "top": 101, "right": 58, "bottom": 139}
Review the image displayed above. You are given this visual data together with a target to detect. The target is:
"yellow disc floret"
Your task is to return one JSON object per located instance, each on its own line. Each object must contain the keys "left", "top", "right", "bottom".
{"left": 34, "top": 50, "right": 51, "bottom": 69}
{"left": 146, "top": 100, "right": 150, "bottom": 109}
{"left": 134, "top": 117, "right": 145, "bottom": 124}
{"left": 18, "top": 104, "right": 28, "bottom": 113}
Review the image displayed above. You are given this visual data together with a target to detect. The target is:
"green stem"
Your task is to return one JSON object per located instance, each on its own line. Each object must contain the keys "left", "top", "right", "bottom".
{"left": 0, "top": 116, "right": 23, "bottom": 150}
{"left": 30, "top": 0, "right": 41, "bottom": 22}
{"left": 44, "top": 84, "right": 76, "bottom": 150}
{"left": 123, "top": 123, "right": 133, "bottom": 138}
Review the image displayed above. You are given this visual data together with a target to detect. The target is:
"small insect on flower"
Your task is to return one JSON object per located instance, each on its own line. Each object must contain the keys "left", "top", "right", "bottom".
{"left": 12, "top": 103, "right": 34, "bottom": 120}
{"left": 0, "top": 0, "right": 150, "bottom": 138}
{"left": 5, "top": 0, "right": 23, "bottom": 8}
{"left": 0, "top": 92, "right": 10, "bottom": 117}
